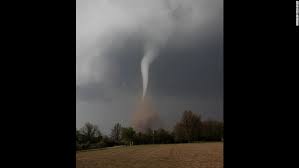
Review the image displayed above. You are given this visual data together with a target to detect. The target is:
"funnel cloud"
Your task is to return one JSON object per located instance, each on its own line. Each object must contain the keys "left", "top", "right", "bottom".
{"left": 141, "top": 45, "right": 158, "bottom": 98}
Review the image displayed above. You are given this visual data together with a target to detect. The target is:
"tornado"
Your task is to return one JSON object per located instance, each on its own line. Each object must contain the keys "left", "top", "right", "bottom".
{"left": 141, "top": 45, "right": 158, "bottom": 98}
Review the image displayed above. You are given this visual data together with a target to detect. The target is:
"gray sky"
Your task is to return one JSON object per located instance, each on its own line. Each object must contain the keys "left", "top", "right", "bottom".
{"left": 76, "top": 0, "right": 223, "bottom": 134}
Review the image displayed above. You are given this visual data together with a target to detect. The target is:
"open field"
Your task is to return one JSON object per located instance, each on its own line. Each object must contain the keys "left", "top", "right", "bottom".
{"left": 76, "top": 142, "right": 223, "bottom": 168}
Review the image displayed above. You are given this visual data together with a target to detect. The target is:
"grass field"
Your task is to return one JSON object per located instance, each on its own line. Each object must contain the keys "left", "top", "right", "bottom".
{"left": 76, "top": 142, "right": 223, "bottom": 168}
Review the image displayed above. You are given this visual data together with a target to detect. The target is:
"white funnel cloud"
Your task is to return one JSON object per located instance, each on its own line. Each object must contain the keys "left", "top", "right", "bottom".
{"left": 141, "top": 45, "right": 158, "bottom": 98}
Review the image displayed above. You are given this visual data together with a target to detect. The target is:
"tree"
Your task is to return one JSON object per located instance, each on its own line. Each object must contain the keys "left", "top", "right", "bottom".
{"left": 121, "top": 127, "right": 136, "bottom": 146}
{"left": 173, "top": 111, "right": 202, "bottom": 142}
{"left": 201, "top": 120, "right": 223, "bottom": 141}
{"left": 110, "top": 123, "right": 122, "bottom": 145}
{"left": 101, "top": 135, "right": 114, "bottom": 147}
{"left": 79, "top": 122, "right": 102, "bottom": 144}
{"left": 155, "top": 128, "right": 174, "bottom": 144}
{"left": 174, "top": 123, "right": 186, "bottom": 143}
{"left": 76, "top": 129, "right": 81, "bottom": 142}
{"left": 145, "top": 128, "right": 153, "bottom": 143}
{"left": 76, "top": 129, "right": 83, "bottom": 150}
{"left": 134, "top": 128, "right": 153, "bottom": 145}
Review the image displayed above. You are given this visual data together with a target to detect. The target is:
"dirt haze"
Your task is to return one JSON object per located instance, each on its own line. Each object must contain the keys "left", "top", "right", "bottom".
{"left": 131, "top": 96, "right": 162, "bottom": 132}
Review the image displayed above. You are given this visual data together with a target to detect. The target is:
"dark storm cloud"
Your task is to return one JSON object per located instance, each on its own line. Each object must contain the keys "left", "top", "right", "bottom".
{"left": 150, "top": 26, "right": 223, "bottom": 99}
{"left": 76, "top": 24, "right": 223, "bottom": 132}
{"left": 76, "top": 83, "right": 113, "bottom": 102}
{"left": 80, "top": 23, "right": 223, "bottom": 100}
{"left": 76, "top": 0, "right": 223, "bottom": 134}
{"left": 77, "top": 27, "right": 222, "bottom": 101}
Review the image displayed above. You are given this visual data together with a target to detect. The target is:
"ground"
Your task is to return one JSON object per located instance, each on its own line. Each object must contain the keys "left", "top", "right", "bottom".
{"left": 76, "top": 142, "right": 223, "bottom": 168}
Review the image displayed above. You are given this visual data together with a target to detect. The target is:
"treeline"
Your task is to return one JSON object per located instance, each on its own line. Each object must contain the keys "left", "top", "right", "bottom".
{"left": 76, "top": 111, "right": 223, "bottom": 150}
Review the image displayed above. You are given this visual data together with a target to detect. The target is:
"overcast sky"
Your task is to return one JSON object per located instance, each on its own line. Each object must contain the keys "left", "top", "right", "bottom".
{"left": 76, "top": 0, "right": 223, "bottom": 134}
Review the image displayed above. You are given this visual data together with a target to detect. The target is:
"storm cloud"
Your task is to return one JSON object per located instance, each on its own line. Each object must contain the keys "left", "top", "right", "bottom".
{"left": 76, "top": 0, "right": 223, "bottom": 134}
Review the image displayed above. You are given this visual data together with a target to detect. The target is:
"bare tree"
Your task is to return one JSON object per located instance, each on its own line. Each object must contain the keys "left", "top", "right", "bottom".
{"left": 121, "top": 127, "right": 136, "bottom": 146}
{"left": 174, "top": 111, "right": 201, "bottom": 142}
{"left": 79, "top": 122, "right": 102, "bottom": 144}
{"left": 110, "top": 123, "right": 122, "bottom": 144}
